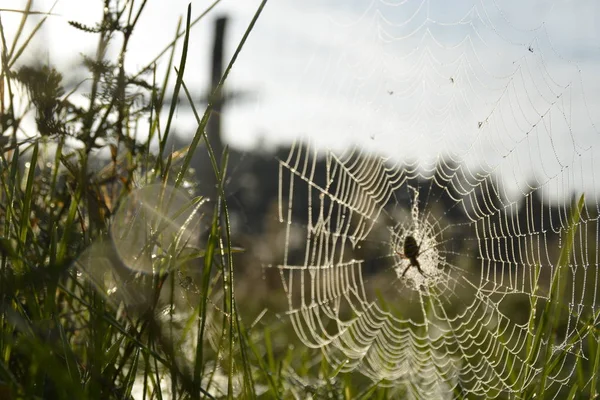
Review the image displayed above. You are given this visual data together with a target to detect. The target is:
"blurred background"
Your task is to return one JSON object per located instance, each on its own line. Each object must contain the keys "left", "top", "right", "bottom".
{"left": 4, "top": 0, "right": 600, "bottom": 332}
{"left": 2, "top": 0, "right": 600, "bottom": 396}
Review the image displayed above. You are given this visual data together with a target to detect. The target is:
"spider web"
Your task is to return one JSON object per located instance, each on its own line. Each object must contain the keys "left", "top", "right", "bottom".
{"left": 272, "top": 0, "right": 600, "bottom": 397}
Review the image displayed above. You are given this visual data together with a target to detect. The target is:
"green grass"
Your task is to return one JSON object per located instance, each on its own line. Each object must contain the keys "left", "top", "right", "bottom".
{"left": 0, "top": 1, "right": 599, "bottom": 399}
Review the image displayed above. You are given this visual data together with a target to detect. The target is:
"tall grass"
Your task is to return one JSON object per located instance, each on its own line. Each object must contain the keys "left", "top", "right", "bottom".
{"left": 0, "top": 1, "right": 598, "bottom": 399}
{"left": 0, "top": 1, "right": 267, "bottom": 398}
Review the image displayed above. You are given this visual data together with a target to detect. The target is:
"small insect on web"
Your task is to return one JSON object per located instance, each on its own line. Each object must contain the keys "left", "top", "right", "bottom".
{"left": 395, "top": 226, "right": 444, "bottom": 280}
{"left": 388, "top": 186, "right": 445, "bottom": 289}
{"left": 397, "top": 235, "right": 424, "bottom": 278}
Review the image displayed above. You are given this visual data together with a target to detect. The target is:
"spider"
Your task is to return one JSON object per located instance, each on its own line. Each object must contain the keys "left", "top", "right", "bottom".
{"left": 397, "top": 235, "right": 425, "bottom": 278}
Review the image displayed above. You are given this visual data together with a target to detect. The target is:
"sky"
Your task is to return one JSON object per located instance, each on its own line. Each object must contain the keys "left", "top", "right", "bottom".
{"left": 2, "top": 0, "right": 600, "bottom": 199}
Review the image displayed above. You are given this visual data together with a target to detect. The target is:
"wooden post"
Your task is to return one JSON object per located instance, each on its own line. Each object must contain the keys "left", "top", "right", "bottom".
{"left": 207, "top": 16, "right": 226, "bottom": 165}
{"left": 195, "top": 16, "right": 228, "bottom": 197}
